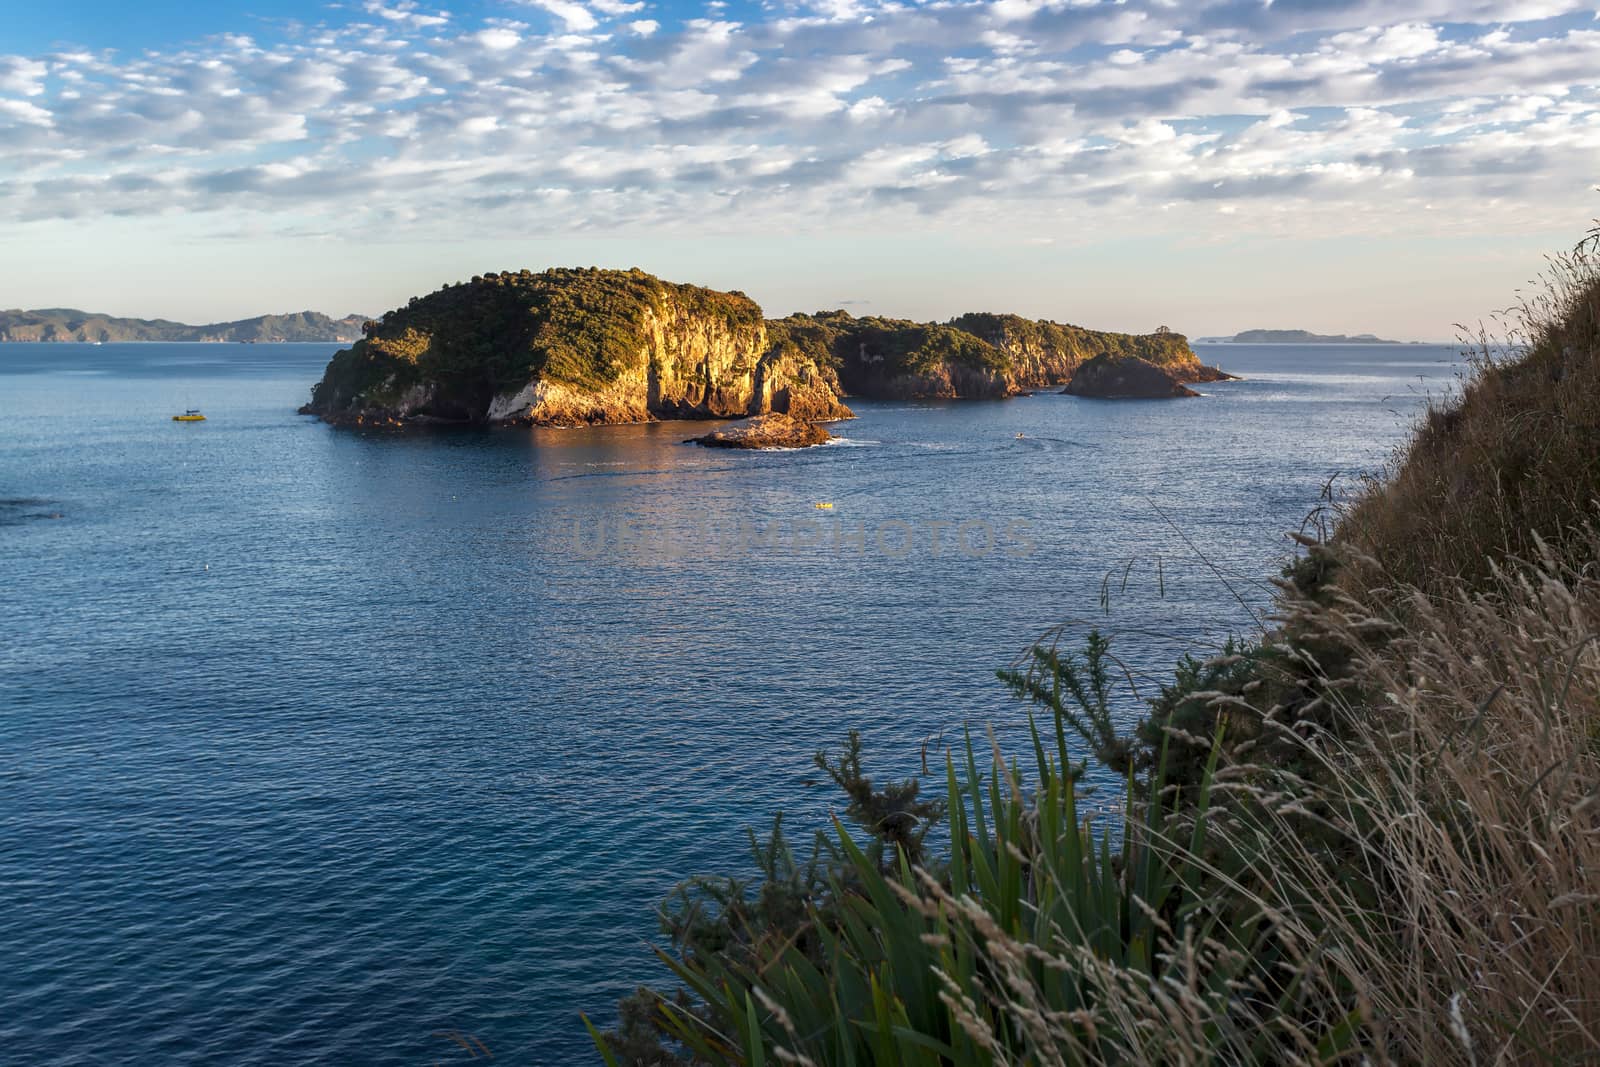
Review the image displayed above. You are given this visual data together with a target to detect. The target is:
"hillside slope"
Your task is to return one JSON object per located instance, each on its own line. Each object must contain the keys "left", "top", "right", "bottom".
{"left": 1337, "top": 248, "right": 1600, "bottom": 595}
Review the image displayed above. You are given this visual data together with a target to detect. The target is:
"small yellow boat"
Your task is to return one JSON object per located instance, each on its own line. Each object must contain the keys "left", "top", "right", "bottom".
{"left": 814, "top": 502, "right": 834, "bottom": 510}
{"left": 172, "top": 409, "right": 206, "bottom": 422}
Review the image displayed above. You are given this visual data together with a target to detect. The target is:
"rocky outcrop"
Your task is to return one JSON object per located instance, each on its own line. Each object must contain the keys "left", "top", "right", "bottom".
{"left": 1064, "top": 355, "right": 1204, "bottom": 398}
{"left": 302, "top": 269, "right": 853, "bottom": 428}
{"left": 686, "top": 413, "right": 833, "bottom": 449}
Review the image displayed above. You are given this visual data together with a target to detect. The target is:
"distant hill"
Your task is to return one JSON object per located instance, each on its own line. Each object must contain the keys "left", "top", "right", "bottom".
{"left": 0, "top": 308, "right": 369, "bottom": 343}
{"left": 1199, "top": 329, "right": 1407, "bottom": 344}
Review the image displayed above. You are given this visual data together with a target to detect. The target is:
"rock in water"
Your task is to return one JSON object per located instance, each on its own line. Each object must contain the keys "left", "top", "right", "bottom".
{"left": 686, "top": 413, "right": 833, "bottom": 449}
{"left": 1068, "top": 355, "right": 1228, "bottom": 399}
{"left": 1064, "top": 355, "right": 1205, "bottom": 398}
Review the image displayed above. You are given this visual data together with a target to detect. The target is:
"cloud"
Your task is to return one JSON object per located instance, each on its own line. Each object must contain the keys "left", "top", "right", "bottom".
{"left": 0, "top": 1, "right": 1595, "bottom": 244}
{"left": 0, "top": 57, "right": 49, "bottom": 96}
{"left": 521, "top": 0, "right": 599, "bottom": 31}
{"left": 474, "top": 27, "right": 522, "bottom": 50}
{"left": 363, "top": 1, "right": 450, "bottom": 29}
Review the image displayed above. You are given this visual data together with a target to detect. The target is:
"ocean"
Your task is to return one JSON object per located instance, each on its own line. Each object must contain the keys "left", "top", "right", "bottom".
{"left": 0, "top": 340, "right": 1463, "bottom": 1064}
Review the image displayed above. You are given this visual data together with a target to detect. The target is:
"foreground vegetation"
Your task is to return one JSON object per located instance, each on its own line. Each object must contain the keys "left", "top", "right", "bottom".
{"left": 588, "top": 228, "right": 1600, "bottom": 1065}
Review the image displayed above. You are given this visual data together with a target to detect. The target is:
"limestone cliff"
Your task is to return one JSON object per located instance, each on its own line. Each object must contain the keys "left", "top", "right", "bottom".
{"left": 301, "top": 268, "right": 852, "bottom": 427}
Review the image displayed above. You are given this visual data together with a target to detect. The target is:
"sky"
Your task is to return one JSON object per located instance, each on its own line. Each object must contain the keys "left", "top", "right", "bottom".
{"left": 2, "top": 1, "right": 1598, "bottom": 339}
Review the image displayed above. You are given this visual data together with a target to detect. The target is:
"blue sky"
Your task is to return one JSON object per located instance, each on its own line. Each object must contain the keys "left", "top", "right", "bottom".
{"left": 3, "top": 1, "right": 1598, "bottom": 338}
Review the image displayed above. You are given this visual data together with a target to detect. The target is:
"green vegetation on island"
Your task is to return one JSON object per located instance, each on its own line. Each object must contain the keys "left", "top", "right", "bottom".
{"left": 302, "top": 269, "right": 1222, "bottom": 426}
{"left": 0, "top": 307, "right": 368, "bottom": 343}
{"left": 952, "top": 312, "right": 1197, "bottom": 365}
{"left": 588, "top": 229, "right": 1600, "bottom": 1064}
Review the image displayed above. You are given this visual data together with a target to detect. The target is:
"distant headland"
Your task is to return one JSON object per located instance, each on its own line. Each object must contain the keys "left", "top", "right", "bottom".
{"left": 299, "top": 268, "right": 1232, "bottom": 428}
{"left": 1198, "top": 329, "right": 1410, "bottom": 344}
{"left": 0, "top": 308, "right": 369, "bottom": 343}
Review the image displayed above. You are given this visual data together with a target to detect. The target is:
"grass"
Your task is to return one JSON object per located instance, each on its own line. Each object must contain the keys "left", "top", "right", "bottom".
{"left": 1339, "top": 228, "right": 1600, "bottom": 598}
{"left": 588, "top": 227, "right": 1600, "bottom": 1065}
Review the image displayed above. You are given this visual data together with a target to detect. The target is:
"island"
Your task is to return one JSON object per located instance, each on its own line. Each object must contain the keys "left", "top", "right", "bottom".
{"left": 299, "top": 268, "right": 1232, "bottom": 429}
{"left": 0, "top": 308, "right": 369, "bottom": 343}
{"left": 1198, "top": 329, "right": 1406, "bottom": 344}
{"left": 686, "top": 413, "right": 834, "bottom": 449}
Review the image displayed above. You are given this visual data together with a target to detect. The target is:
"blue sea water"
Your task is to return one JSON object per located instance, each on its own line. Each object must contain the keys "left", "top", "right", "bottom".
{"left": 0, "top": 341, "right": 1463, "bottom": 1064}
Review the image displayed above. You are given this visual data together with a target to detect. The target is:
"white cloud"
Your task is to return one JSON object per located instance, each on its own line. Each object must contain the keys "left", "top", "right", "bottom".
{"left": 0, "top": 97, "right": 53, "bottom": 126}
{"left": 363, "top": 1, "right": 450, "bottom": 29}
{"left": 474, "top": 27, "right": 522, "bottom": 50}
{"left": 0, "top": 57, "right": 49, "bottom": 96}
{"left": 522, "top": 0, "right": 599, "bottom": 31}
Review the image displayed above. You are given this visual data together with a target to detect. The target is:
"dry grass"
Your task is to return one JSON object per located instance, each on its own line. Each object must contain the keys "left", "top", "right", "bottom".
{"left": 1303, "top": 544, "right": 1600, "bottom": 1062}
{"left": 925, "top": 539, "right": 1600, "bottom": 1066}
{"left": 1339, "top": 228, "right": 1600, "bottom": 600}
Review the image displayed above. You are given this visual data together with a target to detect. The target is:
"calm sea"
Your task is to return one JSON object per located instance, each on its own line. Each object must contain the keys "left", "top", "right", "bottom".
{"left": 1, "top": 340, "right": 1462, "bottom": 1064}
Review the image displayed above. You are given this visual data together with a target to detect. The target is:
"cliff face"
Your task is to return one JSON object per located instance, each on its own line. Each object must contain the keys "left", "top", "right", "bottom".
{"left": 302, "top": 269, "right": 852, "bottom": 427}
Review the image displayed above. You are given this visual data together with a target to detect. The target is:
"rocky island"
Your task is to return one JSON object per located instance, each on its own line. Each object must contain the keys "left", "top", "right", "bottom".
{"left": 686, "top": 413, "right": 833, "bottom": 449}
{"left": 299, "top": 268, "right": 1230, "bottom": 427}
